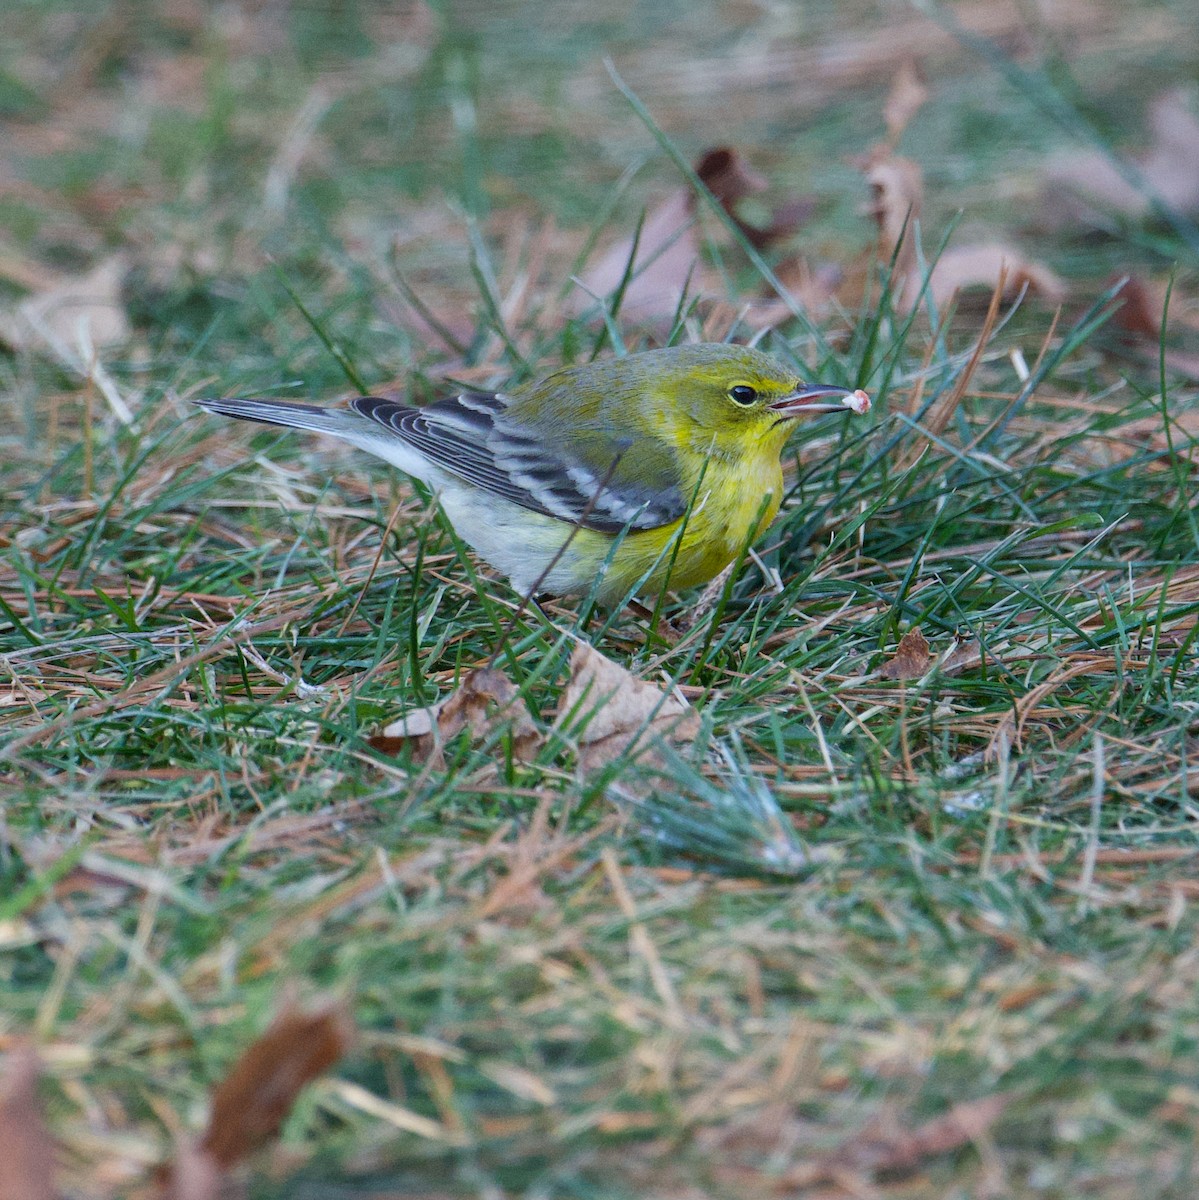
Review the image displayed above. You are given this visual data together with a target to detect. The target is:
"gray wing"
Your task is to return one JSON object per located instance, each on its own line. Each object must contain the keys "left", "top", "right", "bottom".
{"left": 351, "top": 391, "right": 687, "bottom": 534}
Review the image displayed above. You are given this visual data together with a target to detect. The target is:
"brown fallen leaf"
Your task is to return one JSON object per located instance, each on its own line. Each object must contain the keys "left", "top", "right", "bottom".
{"left": 0, "top": 254, "right": 130, "bottom": 355}
{"left": 159, "top": 999, "right": 352, "bottom": 1200}
{"left": 368, "top": 667, "right": 542, "bottom": 764}
{"left": 1108, "top": 273, "right": 1199, "bottom": 380}
{"left": 0, "top": 1043, "right": 56, "bottom": 1200}
{"left": 696, "top": 146, "right": 816, "bottom": 250}
{"left": 203, "top": 1000, "right": 352, "bottom": 1167}
{"left": 883, "top": 59, "right": 930, "bottom": 145}
{"left": 695, "top": 145, "right": 768, "bottom": 211}
{"left": 1113, "top": 273, "right": 1173, "bottom": 341}
{"left": 880, "top": 627, "right": 931, "bottom": 680}
{"left": 805, "top": 1093, "right": 1009, "bottom": 1180}
{"left": 575, "top": 146, "right": 811, "bottom": 323}
{"left": 1044, "top": 88, "right": 1199, "bottom": 223}
{"left": 558, "top": 643, "right": 700, "bottom": 771}
{"left": 573, "top": 187, "right": 700, "bottom": 321}
{"left": 861, "top": 149, "right": 1064, "bottom": 313}
{"left": 925, "top": 241, "right": 1067, "bottom": 309}
{"left": 940, "top": 632, "right": 988, "bottom": 677}
{"left": 863, "top": 149, "right": 924, "bottom": 299}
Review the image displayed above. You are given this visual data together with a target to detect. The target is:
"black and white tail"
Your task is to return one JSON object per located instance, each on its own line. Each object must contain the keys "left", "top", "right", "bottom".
{"left": 194, "top": 395, "right": 440, "bottom": 484}
{"left": 194, "top": 396, "right": 366, "bottom": 440}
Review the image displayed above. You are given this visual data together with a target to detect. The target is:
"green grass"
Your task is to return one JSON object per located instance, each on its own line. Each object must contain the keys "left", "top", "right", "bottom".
{"left": 3, "top": 2, "right": 1199, "bottom": 1197}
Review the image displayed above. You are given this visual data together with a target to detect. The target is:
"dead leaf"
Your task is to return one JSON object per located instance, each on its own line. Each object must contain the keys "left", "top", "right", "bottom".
{"left": 1113, "top": 273, "right": 1173, "bottom": 340}
{"left": 1114, "top": 272, "right": 1199, "bottom": 333}
{"left": 573, "top": 184, "right": 702, "bottom": 322}
{"left": 0, "top": 254, "right": 130, "bottom": 355}
{"left": 201, "top": 1001, "right": 351, "bottom": 1168}
{"left": 1107, "top": 274, "right": 1199, "bottom": 380}
{"left": 940, "top": 632, "right": 987, "bottom": 677}
{"left": 880, "top": 628, "right": 931, "bottom": 680}
{"left": 0, "top": 1044, "right": 56, "bottom": 1200}
{"left": 860, "top": 150, "right": 1064, "bottom": 313}
{"left": 926, "top": 242, "right": 1067, "bottom": 309}
{"left": 158, "top": 1001, "right": 350, "bottom": 1199}
{"left": 864, "top": 150, "right": 924, "bottom": 281}
{"left": 804, "top": 1094, "right": 1009, "bottom": 1180}
{"left": 883, "top": 60, "right": 929, "bottom": 144}
{"left": 558, "top": 643, "right": 700, "bottom": 770}
{"left": 695, "top": 146, "right": 815, "bottom": 250}
{"left": 695, "top": 145, "right": 768, "bottom": 210}
{"left": 575, "top": 146, "right": 811, "bottom": 322}
{"left": 1045, "top": 88, "right": 1199, "bottom": 222}
{"left": 699, "top": 146, "right": 820, "bottom": 329}
{"left": 369, "top": 667, "right": 542, "bottom": 764}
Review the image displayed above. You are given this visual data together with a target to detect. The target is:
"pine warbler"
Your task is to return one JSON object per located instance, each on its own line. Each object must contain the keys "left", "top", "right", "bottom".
{"left": 197, "top": 344, "right": 870, "bottom": 606}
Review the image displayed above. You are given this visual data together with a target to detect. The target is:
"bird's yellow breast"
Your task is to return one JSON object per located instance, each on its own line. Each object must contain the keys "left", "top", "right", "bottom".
{"left": 596, "top": 443, "right": 785, "bottom": 600}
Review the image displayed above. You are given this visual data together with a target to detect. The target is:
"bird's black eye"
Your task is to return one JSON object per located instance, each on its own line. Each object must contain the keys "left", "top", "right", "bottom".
{"left": 729, "top": 384, "right": 758, "bottom": 406}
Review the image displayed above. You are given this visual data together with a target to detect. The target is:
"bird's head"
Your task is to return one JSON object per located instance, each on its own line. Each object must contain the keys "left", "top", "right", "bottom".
{"left": 646, "top": 344, "right": 870, "bottom": 459}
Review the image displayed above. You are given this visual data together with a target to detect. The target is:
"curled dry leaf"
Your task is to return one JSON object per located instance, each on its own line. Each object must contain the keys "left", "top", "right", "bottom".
{"left": 0, "top": 1043, "right": 55, "bottom": 1200}
{"left": 940, "top": 632, "right": 987, "bottom": 677}
{"left": 1113, "top": 273, "right": 1174, "bottom": 340}
{"left": 696, "top": 146, "right": 816, "bottom": 250}
{"left": 159, "top": 999, "right": 353, "bottom": 1200}
{"left": 862, "top": 149, "right": 1064, "bottom": 312}
{"left": 203, "top": 1000, "right": 351, "bottom": 1167}
{"left": 558, "top": 643, "right": 700, "bottom": 771}
{"left": 0, "top": 254, "right": 130, "bottom": 355}
{"left": 880, "top": 627, "right": 931, "bottom": 681}
{"left": 1044, "top": 88, "right": 1199, "bottom": 222}
{"left": 926, "top": 242, "right": 1066, "bottom": 309}
{"left": 575, "top": 146, "right": 813, "bottom": 323}
{"left": 695, "top": 145, "right": 768, "bottom": 210}
{"left": 864, "top": 150, "right": 924, "bottom": 286}
{"left": 814, "top": 1093, "right": 1010, "bottom": 1178}
{"left": 883, "top": 59, "right": 930, "bottom": 145}
{"left": 369, "top": 667, "right": 542, "bottom": 764}
{"left": 573, "top": 185, "right": 701, "bottom": 322}
{"left": 1110, "top": 274, "right": 1199, "bottom": 380}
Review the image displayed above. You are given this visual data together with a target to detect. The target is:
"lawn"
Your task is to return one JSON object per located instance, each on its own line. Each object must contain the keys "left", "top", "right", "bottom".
{"left": 2, "top": 1, "right": 1198, "bottom": 1197}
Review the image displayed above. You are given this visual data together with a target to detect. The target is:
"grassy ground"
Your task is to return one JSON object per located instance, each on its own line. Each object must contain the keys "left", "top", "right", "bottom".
{"left": 2, "top": 1, "right": 1199, "bottom": 1197}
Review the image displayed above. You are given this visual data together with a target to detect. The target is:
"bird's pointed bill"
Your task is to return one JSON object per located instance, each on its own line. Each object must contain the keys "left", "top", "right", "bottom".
{"left": 770, "top": 384, "right": 872, "bottom": 417}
